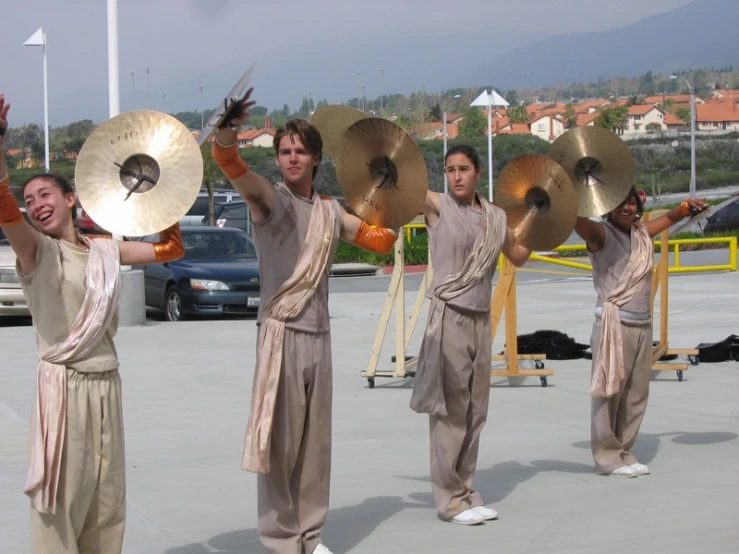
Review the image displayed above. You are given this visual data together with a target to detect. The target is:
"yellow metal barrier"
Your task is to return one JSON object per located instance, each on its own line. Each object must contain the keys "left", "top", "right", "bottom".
{"left": 529, "top": 237, "right": 737, "bottom": 274}
{"left": 403, "top": 222, "right": 737, "bottom": 274}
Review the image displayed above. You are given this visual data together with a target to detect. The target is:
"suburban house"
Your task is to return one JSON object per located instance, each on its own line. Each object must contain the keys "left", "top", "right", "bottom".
{"left": 528, "top": 113, "right": 566, "bottom": 141}
{"left": 237, "top": 129, "right": 276, "bottom": 148}
{"left": 622, "top": 105, "right": 667, "bottom": 136}
{"left": 695, "top": 102, "right": 739, "bottom": 132}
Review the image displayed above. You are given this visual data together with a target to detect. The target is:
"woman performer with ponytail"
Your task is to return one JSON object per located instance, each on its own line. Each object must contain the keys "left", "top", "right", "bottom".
{"left": 410, "top": 144, "right": 531, "bottom": 526}
{"left": 0, "top": 94, "right": 185, "bottom": 553}
{"left": 575, "top": 187, "right": 706, "bottom": 478}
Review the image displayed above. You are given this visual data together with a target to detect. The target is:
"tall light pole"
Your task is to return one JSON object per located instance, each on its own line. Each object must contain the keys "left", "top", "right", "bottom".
{"left": 200, "top": 85, "right": 204, "bottom": 130}
{"left": 107, "top": 0, "right": 120, "bottom": 117}
{"left": 162, "top": 92, "right": 167, "bottom": 113}
{"left": 131, "top": 71, "right": 136, "bottom": 108}
{"left": 671, "top": 74, "right": 696, "bottom": 197}
{"left": 356, "top": 71, "right": 361, "bottom": 110}
{"left": 443, "top": 94, "right": 462, "bottom": 193}
{"left": 308, "top": 91, "right": 314, "bottom": 115}
{"left": 379, "top": 68, "right": 384, "bottom": 116}
{"left": 146, "top": 67, "right": 151, "bottom": 108}
{"left": 361, "top": 84, "right": 365, "bottom": 112}
{"left": 471, "top": 89, "right": 509, "bottom": 202}
{"left": 23, "top": 27, "right": 50, "bottom": 172}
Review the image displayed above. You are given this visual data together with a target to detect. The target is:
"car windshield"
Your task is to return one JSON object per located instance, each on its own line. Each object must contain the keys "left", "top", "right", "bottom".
{"left": 181, "top": 230, "right": 257, "bottom": 260}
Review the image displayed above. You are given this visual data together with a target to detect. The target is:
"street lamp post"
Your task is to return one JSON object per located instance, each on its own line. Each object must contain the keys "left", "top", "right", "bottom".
{"left": 131, "top": 71, "right": 136, "bottom": 108}
{"left": 146, "top": 67, "right": 151, "bottom": 108}
{"left": 379, "top": 68, "right": 384, "bottom": 116}
{"left": 23, "top": 27, "right": 50, "bottom": 172}
{"left": 671, "top": 74, "right": 696, "bottom": 197}
{"left": 471, "top": 89, "right": 509, "bottom": 202}
{"left": 200, "top": 85, "right": 204, "bottom": 130}
{"left": 443, "top": 94, "right": 462, "bottom": 193}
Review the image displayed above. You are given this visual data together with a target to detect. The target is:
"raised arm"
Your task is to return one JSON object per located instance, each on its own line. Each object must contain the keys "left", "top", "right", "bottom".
{"left": 209, "top": 89, "right": 274, "bottom": 225}
{"left": 118, "top": 223, "right": 184, "bottom": 266}
{"left": 642, "top": 198, "right": 707, "bottom": 238}
{"left": 340, "top": 210, "right": 398, "bottom": 255}
{"left": 574, "top": 216, "right": 606, "bottom": 253}
{"left": 502, "top": 227, "right": 531, "bottom": 267}
{"left": 0, "top": 95, "right": 41, "bottom": 273}
{"left": 423, "top": 190, "right": 441, "bottom": 228}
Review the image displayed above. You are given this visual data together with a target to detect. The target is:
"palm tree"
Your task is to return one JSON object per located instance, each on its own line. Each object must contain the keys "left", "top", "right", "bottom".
{"left": 508, "top": 105, "right": 529, "bottom": 124}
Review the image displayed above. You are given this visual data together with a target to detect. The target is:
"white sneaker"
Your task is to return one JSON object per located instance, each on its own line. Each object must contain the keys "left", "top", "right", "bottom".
{"left": 449, "top": 507, "right": 485, "bottom": 526}
{"left": 473, "top": 505, "right": 499, "bottom": 520}
{"left": 629, "top": 463, "right": 650, "bottom": 475}
{"left": 607, "top": 465, "right": 637, "bottom": 478}
{"left": 313, "top": 543, "right": 334, "bottom": 554}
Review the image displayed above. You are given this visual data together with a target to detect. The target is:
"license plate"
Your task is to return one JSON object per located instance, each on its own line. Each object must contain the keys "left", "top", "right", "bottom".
{"left": 247, "top": 297, "right": 260, "bottom": 307}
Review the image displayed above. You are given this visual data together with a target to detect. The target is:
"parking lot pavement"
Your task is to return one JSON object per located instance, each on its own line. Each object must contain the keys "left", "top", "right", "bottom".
{"left": 1, "top": 273, "right": 739, "bottom": 553}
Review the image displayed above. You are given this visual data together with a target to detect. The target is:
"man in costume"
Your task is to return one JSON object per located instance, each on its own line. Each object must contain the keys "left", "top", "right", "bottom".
{"left": 211, "top": 91, "right": 397, "bottom": 554}
{"left": 410, "top": 144, "right": 531, "bottom": 526}
{"left": 575, "top": 187, "right": 707, "bottom": 477}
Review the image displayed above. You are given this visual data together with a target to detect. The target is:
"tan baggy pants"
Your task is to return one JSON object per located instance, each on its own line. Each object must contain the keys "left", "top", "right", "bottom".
{"left": 257, "top": 329, "right": 332, "bottom": 554}
{"left": 31, "top": 368, "right": 126, "bottom": 554}
{"left": 428, "top": 307, "right": 491, "bottom": 520}
{"left": 590, "top": 319, "right": 652, "bottom": 474}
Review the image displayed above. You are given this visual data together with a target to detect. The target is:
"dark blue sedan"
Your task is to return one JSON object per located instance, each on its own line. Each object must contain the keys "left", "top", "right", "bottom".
{"left": 135, "top": 227, "right": 261, "bottom": 321}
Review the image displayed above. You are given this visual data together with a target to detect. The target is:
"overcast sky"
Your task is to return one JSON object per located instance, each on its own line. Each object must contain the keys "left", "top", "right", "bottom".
{"left": 1, "top": 0, "right": 694, "bottom": 127}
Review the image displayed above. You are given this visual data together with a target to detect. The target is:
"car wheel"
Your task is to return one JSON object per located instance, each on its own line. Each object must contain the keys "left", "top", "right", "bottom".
{"left": 165, "top": 286, "right": 186, "bottom": 322}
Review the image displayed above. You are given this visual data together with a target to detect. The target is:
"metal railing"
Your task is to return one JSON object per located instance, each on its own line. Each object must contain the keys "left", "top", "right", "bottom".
{"left": 402, "top": 223, "right": 737, "bottom": 274}
{"left": 531, "top": 237, "right": 738, "bottom": 273}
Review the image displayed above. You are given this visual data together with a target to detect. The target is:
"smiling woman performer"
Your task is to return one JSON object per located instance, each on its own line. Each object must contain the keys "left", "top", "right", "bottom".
{"left": 575, "top": 187, "right": 706, "bottom": 478}
{"left": 409, "top": 144, "right": 531, "bottom": 526}
{"left": 0, "top": 94, "right": 184, "bottom": 553}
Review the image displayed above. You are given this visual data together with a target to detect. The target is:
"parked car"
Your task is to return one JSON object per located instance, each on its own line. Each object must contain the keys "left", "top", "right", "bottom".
{"left": 702, "top": 199, "right": 739, "bottom": 233}
{"left": 0, "top": 211, "right": 30, "bottom": 317}
{"left": 202, "top": 196, "right": 354, "bottom": 235}
{"left": 204, "top": 200, "right": 252, "bottom": 235}
{"left": 133, "top": 226, "right": 260, "bottom": 321}
{"left": 181, "top": 189, "right": 241, "bottom": 226}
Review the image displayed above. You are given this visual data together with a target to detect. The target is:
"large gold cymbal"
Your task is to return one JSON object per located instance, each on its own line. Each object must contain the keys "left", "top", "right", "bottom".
{"left": 75, "top": 110, "right": 203, "bottom": 237}
{"left": 334, "top": 117, "right": 428, "bottom": 230}
{"left": 494, "top": 154, "right": 577, "bottom": 251}
{"left": 311, "top": 105, "right": 369, "bottom": 161}
{"left": 547, "top": 126, "right": 634, "bottom": 217}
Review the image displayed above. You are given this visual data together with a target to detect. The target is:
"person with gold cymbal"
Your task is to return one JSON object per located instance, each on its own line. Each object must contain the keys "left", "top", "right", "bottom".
{"left": 210, "top": 91, "right": 397, "bottom": 554}
{"left": 0, "top": 94, "right": 186, "bottom": 553}
{"left": 575, "top": 187, "right": 707, "bottom": 478}
{"left": 409, "top": 144, "right": 531, "bottom": 526}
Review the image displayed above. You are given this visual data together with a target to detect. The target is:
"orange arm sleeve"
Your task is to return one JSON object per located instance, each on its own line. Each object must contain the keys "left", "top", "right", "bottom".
{"left": 153, "top": 223, "right": 184, "bottom": 263}
{"left": 0, "top": 172, "right": 23, "bottom": 226}
{"left": 211, "top": 140, "right": 248, "bottom": 180}
{"left": 351, "top": 220, "right": 397, "bottom": 255}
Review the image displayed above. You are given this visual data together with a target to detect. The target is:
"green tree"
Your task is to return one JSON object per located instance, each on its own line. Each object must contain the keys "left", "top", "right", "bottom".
{"left": 594, "top": 108, "right": 615, "bottom": 131}
{"left": 675, "top": 106, "right": 691, "bottom": 122}
{"left": 429, "top": 103, "right": 442, "bottom": 122}
{"left": 504, "top": 89, "right": 518, "bottom": 106}
{"left": 645, "top": 122, "right": 662, "bottom": 133}
{"left": 458, "top": 107, "right": 486, "bottom": 138}
{"left": 508, "top": 105, "right": 529, "bottom": 124}
{"left": 564, "top": 103, "right": 577, "bottom": 129}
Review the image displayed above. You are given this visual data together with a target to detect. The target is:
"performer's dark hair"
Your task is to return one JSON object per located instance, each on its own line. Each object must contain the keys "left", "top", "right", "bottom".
{"left": 20, "top": 173, "right": 78, "bottom": 223}
{"left": 273, "top": 119, "right": 323, "bottom": 178}
{"left": 607, "top": 186, "right": 643, "bottom": 221}
{"left": 445, "top": 144, "right": 481, "bottom": 171}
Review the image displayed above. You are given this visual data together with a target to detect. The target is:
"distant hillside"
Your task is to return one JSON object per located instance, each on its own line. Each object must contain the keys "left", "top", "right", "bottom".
{"left": 462, "top": 0, "right": 739, "bottom": 90}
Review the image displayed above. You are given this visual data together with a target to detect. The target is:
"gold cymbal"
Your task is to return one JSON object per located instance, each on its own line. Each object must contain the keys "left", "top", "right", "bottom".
{"left": 310, "top": 105, "right": 369, "bottom": 161}
{"left": 75, "top": 110, "right": 203, "bottom": 237}
{"left": 494, "top": 154, "right": 577, "bottom": 251}
{"left": 547, "top": 126, "right": 634, "bottom": 217}
{"left": 334, "top": 117, "right": 428, "bottom": 230}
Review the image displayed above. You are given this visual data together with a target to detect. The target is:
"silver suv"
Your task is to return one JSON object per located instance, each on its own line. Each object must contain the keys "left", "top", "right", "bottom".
{"left": 180, "top": 189, "right": 242, "bottom": 226}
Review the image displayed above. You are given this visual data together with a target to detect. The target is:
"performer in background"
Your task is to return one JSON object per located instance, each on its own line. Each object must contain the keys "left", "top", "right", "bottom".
{"left": 574, "top": 187, "right": 707, "bottom": 477}
{"left": 0, "top": 94, "right": 184, "bottom": 553}
{"left": 211, "top": 91, "right": 397, "bottom": 554}
{"left": 410, "top": 144, "right": 531, "bottom": 526}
